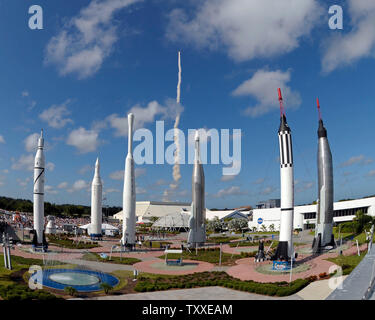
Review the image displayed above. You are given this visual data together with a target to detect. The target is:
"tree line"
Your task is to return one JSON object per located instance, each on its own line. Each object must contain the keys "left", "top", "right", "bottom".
{"left": 0, "top": 196, "right": 121, "bottom": 218}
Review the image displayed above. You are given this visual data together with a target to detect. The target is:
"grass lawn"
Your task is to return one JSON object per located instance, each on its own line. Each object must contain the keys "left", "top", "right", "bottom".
{"left": 326, "top": 251, "right": 367, "bottom": 275}
{"left": 0, "top": 254, "right": 59, "bottom": 300}
{"left": 82, "top": 252, "right": 141, "bottom": 265}
{"left": 141, "top": 241, "right": 172, "bottom": 248}
{"left": 206, "top": 236, "right": 243, "bottom": 244}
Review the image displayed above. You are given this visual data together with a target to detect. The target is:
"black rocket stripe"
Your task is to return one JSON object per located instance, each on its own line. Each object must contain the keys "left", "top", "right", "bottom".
{"left": 281, "top": 208, "right": 293, "bottom": 211}
{"left": 284, "top": 134, "right": 290, "bottom": 164}
{"left": 33, "top": 193, "right": 44, "bottom": 195}
{"left": 34, "top": 168, "right": 45, "bottom": 186}
{"left": 279, "top": 134, "right": 285, "bottom": 165}
{"left": 289, "top": 134, "right": 293, "bottom": 163}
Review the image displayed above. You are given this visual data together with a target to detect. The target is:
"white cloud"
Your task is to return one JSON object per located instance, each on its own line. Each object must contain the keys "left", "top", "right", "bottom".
{"left": 17, "top": 177, "right": 31, "bottom": 187}
{"left": 58, "top": 182, "right": 68, "bottom": 189}
{"left": 340, "top": 155, "right": 373, "bottom": 168}
{"left": 136, "top": 186, "right": 147, "bottom": 194}
{"left": 167, "top": 0, "right": 322, "bottom": 62}
{"left": 45, "top": 0, "right": 141, "bottom": 79}
{"left": 135, "top": 168, "right": 146, "bottom": 178}
{"left": 367, "top": 170, "right": 375, "bottom": 177}
{"left": 79, "top": 164, "right": 93, "bottom": 175}
{"left": 46, "top": 162, "right": 55, "bottom": 171}
{"left": 260, "top": 186, "right": 276, "bottom": 196}
{"left": 68, "top": 179, "right": 89, "bottom": 193}
{"left": 66, "top": 127, "right": 100, "bottom": 153}
{"left": 24, "top": 133, "right": 40, "bottom": 152}
{"left": 322, "top": 0, "right": 375, "bottom": 73}
{"left": 232, "top": 69, "right": 301, "bottom": 117}
{"left": 212, "top": 186, "right": 247, "bottom": 198}
{"left": 109, "top": 170, "right": 124, "bottom": 180}
{"left": 45, "top": 185, "right": 59, "bottom": 195}
{"left": 39, "top": 101, "right": 73, "bottom": 129}
{"left": 0, "top": 135, "right": 5, "bottom": 144}
{"left": 296, "top": 181, "right": 314, "bottom": 193}
{"left": 106, "top": 99, "right": 183, "bottom": 136}
{"left": 220, "top": 175, "right": 236, "bottom": 182}
{"left": 105, "top": 188, "right": 120, "bottom": 193}
{"left": 11, "top": 154, "right": 34, "bottom": 171}
{"left": 22, "top": 91, "right": 29, "bottom": 97}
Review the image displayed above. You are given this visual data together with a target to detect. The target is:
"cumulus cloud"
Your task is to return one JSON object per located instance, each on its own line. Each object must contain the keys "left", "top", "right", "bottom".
{"left": 106, "top": 99, "right": 183, "bottom": 136}
{"left": 46, "top": 162, "right": 55, "bottom": 171}
{"left": 24, "top": 133, "right": 40, "bottom": 152}
{"left": 58, "top": 182, "right": 69, "bottom": 189}
{"left": 17, "top": 177, "right": 31, "bottom": 187}
{"left": 232, "top": 69, "right": 301, "bottom": 117}
{"left": 66, "top": 127, "right": 100, "bottom": 153}
{"left": 166, "top": 0, "right": 322, "bottom": 62}
{"left": 322, "top": 0, "right": 375, "bottom": 73}
{"left": 68, "top": 179, "right": 89, "bottom": 193}
{"left": 0, "top": 136, "right": 5, "bottom": 144}
{"left": 39, "top": 100, "right": 73, "bottom": 129}
{"left": 295, "top": 181, "right": 314, "bottom": 193}
{"left": 45, "top": 185, "right": 59, "bottom": 195}
{"left": 136, "top": 186, "right": 147, "bottom": 194}
{"left": 212, "top": 186, "right": 247, "bottom": 198}
{"left": 45, "top": 0, "right": 141, "bottom": 79}
{"left": 11, "top": 154, "right": 34, "bottom": 171}
{"left": 260, "top": 186, "right": 276, "bottom": 196}
{"left": 339, "top": 155, "right": 373, "bottom": 168}
{"left": 109, "top": 170, "right": 124, "bottom": 180}
{"left": 109, "top": 168, "right": 146, "bottom": 181}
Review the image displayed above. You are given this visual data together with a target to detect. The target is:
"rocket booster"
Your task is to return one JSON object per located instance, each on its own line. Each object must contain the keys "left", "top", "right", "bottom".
{"left": 272, "top": 88, "right": 295, "bottom": 261}
{"left": 313, "top": 98, "right": 335, "bottom": 250}
{"left": 187, "top": 131, "right": 206, "bottom": 247}
{"left": 90, "top": 158, "right": 103, "bottom": 237}
{"left": 33, "top": 130, "right": 45, "bottom": 244}
{"left": 122, "top": 113, "right": 136, "bottom": 246}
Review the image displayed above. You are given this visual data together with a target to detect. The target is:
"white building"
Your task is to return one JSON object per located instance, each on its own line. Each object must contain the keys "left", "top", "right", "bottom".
{"left": 114, "top": 201, "right": 191, "bottom": 222}
{"left": 248, "top": 196, "right": 375, "bottom": 231}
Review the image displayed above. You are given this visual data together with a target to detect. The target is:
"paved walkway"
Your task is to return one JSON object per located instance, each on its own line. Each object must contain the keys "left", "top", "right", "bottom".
{"left": 84, "top": 286, "right": 301, "bottom": 300}
{"left": 297, "top": 276, "right": 347, "bottom": 300}
{"left": 226, "top": 243, "right": 367, "bottom": 283}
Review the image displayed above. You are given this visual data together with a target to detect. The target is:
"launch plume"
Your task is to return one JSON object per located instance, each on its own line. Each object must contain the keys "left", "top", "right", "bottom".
{"left": 167, "top": 51, "right": 182, "bottom": 195}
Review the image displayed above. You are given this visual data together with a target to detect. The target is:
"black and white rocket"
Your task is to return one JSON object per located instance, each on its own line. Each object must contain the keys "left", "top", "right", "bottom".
{"left": 312, "top": 98, "right": 335, "bottom": 252}
{"left": 121, "top": 113, "right": 136, "bottom": 246}
{"left": 33, "top": 130, "right": 45, "bottom": 245}
{"left": 90, "top": 158, "right": 102, "bottom": 238}
{"left": 272, "top": 88, "right": 294, "bottom": 261}
{"left": 187, "top": 131, "right": 206, "bottom": 248}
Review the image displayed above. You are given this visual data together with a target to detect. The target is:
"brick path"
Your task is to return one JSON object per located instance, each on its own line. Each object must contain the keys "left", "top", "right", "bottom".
{"left": 226, "top": 243, "right": 368, "bottom": 283}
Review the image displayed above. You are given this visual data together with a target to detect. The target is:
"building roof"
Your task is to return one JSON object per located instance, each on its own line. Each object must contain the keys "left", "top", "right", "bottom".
{"left": 205, "top": 209, "right": 248, "bottom": 221}
{"left": 152, "top": 212, "right": 190, "bottom": 228}
{"left": 114, "top": 201, "right": 191, "bottom": 220}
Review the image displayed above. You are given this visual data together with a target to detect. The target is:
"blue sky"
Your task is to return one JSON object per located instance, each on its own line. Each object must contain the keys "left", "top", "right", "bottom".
{"left": 0, "top": 0, "right": 375, "bottom": 209}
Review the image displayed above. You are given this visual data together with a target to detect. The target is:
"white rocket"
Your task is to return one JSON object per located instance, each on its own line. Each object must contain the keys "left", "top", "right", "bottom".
{"left": 90, "top": 158, "right": 103, "bottom": 238}
{"left": 272, "top": 88, "right": 295, "bottom": 261}
{"left": 121, "top": 113, "right": 136, "bottom": 246}
{"left": 187, "top": 131, "right": 206, "bottom": 248}
{"left": 33, "top": 130, "right": 45, "bottom": 245}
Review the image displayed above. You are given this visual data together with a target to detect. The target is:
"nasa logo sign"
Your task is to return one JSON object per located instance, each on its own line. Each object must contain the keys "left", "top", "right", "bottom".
{"left": 257, "top": 218, "right": 263, "bottom": 225}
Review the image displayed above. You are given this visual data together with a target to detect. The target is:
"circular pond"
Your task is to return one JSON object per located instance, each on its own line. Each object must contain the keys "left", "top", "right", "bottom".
{"left": 30, "top": 269, "right": 119, "bottom": 292}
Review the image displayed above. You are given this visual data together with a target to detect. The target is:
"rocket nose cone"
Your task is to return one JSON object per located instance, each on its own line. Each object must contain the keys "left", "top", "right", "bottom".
{"left": 194, "top": 130, "right": 199, "bottom": 141}
{"left": 318, "top": 119, "right": 327, "bottom": 138}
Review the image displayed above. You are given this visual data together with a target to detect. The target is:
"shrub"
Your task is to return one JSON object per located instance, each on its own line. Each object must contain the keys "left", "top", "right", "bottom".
{"left": 64, "top": 286, "right": 78, "bottom": 296}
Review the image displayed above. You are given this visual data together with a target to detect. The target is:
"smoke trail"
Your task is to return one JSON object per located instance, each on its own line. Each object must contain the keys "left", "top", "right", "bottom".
{"left": 170, "top": 51, "right": 182, "bottom": 190}
{"left": 164, "top": 51, "right": 182, "bottom": 200}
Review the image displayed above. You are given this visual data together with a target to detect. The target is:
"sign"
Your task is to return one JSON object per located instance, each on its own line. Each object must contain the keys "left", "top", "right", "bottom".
{"left": 257, "top": 218, "right": 263, "bottom": 225}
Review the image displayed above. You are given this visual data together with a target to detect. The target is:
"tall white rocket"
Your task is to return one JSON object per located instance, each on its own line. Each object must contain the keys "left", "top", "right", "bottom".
{"left": 272, "top": 88, "right": 295, "bottom": 261}
{"left": 121, "top": 113, "right": 136, "bottom": 246}
{"left": 33, "top": 130, "right": 45, "bottom": 244}
{"left": 90, "top": 158, "right": 103, "bottom": 237}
